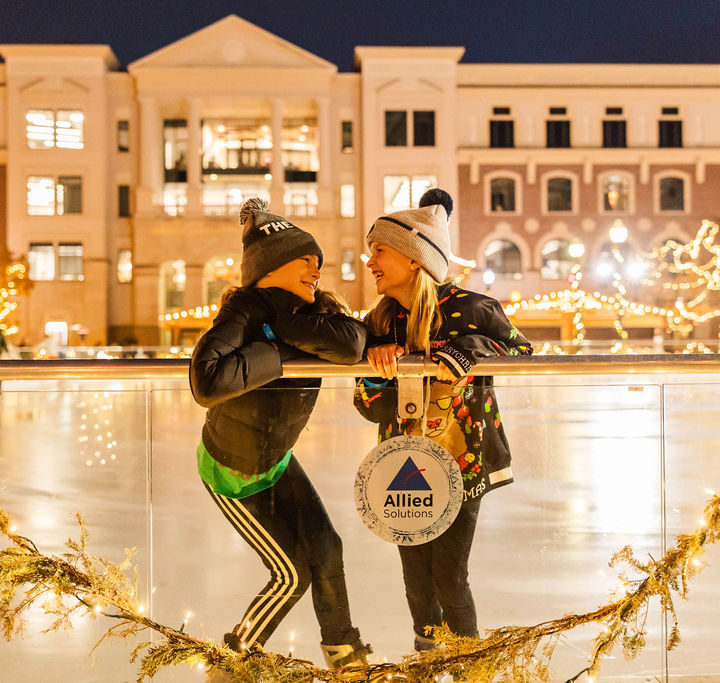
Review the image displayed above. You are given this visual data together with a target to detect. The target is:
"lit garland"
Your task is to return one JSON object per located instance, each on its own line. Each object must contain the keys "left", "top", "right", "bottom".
{"left": 2, "top": 494, "right": 720, "bottom": 682}
{"left": 0, "top": 250, "right": 31, "bottom": 339}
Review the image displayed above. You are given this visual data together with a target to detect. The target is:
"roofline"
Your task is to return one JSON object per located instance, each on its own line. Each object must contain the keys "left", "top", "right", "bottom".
{"left": 354, "top": 46, "right": 465, "bottom": 68}
{"left": 129, "top": 14, "right": 337, "bottom": 72}
{"left": 0, "top": 44, "right": 118, "bottom": 69}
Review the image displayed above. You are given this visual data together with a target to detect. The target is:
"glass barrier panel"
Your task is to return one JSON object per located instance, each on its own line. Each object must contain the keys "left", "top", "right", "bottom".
{"left": 0, "top": 382, "right": 150, "bottom": 682}
{"left": 150, "top": 378, "right": 667, "bottom": 681}
{"left": 663, "top": 382, "right": 720, "bottom": 681}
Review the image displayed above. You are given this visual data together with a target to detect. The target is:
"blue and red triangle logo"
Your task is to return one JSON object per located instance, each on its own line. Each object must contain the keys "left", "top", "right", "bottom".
{"left": 387, "top": 457, "right": 431, "bottom": 491}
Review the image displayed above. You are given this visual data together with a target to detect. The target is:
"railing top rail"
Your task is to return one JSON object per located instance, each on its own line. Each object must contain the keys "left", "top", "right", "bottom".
{"left": 2, "top": 355, "right": 720, "bottom": 380}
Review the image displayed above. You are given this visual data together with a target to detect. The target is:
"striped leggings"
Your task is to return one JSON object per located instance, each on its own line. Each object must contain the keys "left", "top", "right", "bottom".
{"left": 204, "top": 455, "right": 360, "bottom": 648}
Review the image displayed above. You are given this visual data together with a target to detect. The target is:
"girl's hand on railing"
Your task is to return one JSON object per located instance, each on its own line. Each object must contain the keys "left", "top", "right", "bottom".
{"left": 367, "top": 344, "right": 405, "bottom": 379}
{"left": 435, "top": 360, "right": 461, "bottom": 382}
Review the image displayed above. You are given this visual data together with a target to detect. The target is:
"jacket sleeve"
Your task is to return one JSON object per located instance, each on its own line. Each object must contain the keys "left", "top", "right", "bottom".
{"left": 189, "top": 299, "right": 283, "bottom": 408}
{"left": 434, "top": 296, "right": 533, "bottom": 377}
{"left": 353, "top": 377, "right": 398, "bottom": 423}
{"left": 271, "top": 312, "right": 367, "bottom": 364}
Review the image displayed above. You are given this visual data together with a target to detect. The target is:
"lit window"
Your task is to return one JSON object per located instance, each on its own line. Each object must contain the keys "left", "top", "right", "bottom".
{"left": 203, "top": 254, "right": 242, "bottom": 304}
{"left": 28, "top": 243, "right": 55, "bottom": 281}
{"left": 283, "top": 187, "right": 318, "bottom": 217}
{"left": 26, "top": 176, "right": 82, "bottom": 216}
{"left": 164, "top": 119, "right": 188, "bottom": 182}
{"left": 383, "top": 175, "right": 437, "bottom": 213}
{"left": 27, "top": 177, "right": 56, "bottom": 215}
{"left": 660, "top": 177, "right": 684, "bottom": 211}
{"left": 282, "top": 118, "right": 318, "bottom": 182}
{"left": 58, "top": 243, "right": 83, "bottom": 281}
{"left": 117, "top": 249, "right": 133, "bottom": 283}
{"left": 163, "top": 184, "right": 187, "bottom": 217}
{"left": 117, "top": 120, "right": 129, "bottom": 152}
{"left": 602, "top": 174, "right": 630, "bottom": 212}
{"left": 202, "top": 184, "right": 269, "bottom": 217}
{"left": 547, "top": 177, "right": 573, "bottom": 212}
{"left": 200, "top": 119, "right": 274, "bottom": 177}
{"left": 161, "top": 260, "right": 186, "bottom": 311}
{"left": 340, "top": 184, "right": 355, "bottom": 217}
{"left": 485, "top": 239, "right": 522, "bottom": 279}
{"left": 490, "top": 178, "right": 516, "bottom": 212}
{"left": 541, "top": 239, "right": 583, "bottom": 279}
{"left": 26, "top": 110, "right": 83, "bottom": 149}
{"left": 341, "top": 248, "right": 356, "bottom": 281}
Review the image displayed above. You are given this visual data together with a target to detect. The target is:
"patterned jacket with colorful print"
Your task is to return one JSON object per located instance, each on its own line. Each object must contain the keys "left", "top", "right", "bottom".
{"left": 354, "top": 282, "right": 532, "bottom": 503}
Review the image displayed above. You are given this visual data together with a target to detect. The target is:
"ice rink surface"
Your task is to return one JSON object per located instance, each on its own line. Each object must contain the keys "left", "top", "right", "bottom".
{"left": 2, "top": 375, "right": 720, "bottom": 682}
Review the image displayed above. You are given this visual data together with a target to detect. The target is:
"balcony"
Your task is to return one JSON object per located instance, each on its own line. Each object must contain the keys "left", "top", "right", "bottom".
{"left": 2, "top": 356, "right": 720, "bottom": 682}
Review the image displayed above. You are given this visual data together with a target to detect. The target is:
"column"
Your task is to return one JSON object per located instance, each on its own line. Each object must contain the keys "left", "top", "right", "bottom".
{"left": 186, "top": 98, "right": 203, "bottom": 218}
{"left": 137, "top": 96, "right": 162, "bottom": 217}
{"left": 270, "top": 98, "right": 285, "bottom": 210}
{"left": 316, "top": 96, "right": 332, "bottom": 216}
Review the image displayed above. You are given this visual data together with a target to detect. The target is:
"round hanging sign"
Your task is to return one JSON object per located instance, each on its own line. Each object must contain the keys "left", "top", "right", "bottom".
{"left": 354, "top": 435, "right": 463, "bottom": 546}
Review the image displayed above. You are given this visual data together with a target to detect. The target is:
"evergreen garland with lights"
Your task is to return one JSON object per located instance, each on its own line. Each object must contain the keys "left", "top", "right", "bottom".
{"left": 2, "top": 494, "right": 719, "bottom": 682}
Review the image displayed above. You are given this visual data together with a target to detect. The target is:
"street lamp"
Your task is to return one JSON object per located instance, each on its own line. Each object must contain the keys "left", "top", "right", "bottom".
{"left": 609, "top": 219, "right": 628, "bottom": 245}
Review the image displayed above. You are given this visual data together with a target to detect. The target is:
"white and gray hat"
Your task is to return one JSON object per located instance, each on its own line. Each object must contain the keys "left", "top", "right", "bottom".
{"left": 366, "top": 188, "right": 453, "bottom": 283}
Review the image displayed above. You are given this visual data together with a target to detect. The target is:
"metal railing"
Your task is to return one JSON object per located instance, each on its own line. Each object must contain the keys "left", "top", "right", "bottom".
{"left": 2, "top": 354, "right": 720, "bottom": 381}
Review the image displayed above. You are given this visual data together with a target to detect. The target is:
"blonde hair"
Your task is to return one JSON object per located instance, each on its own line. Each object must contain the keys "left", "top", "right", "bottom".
{"left": 365, "top": 268, "right": 442, "bottom": 353}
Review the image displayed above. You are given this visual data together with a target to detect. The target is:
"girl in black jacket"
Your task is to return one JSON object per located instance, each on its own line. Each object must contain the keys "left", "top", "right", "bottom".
{"left": 354, "top": 189, "right": 532, "bottom": 651}
{"left": 190, "top": 198, "right": 370, "bottom": 669}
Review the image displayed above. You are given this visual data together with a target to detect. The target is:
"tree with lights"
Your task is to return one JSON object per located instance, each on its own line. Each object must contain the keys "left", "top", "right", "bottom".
{"left": 0, "top": 244, "right": 31, "bottom": 344}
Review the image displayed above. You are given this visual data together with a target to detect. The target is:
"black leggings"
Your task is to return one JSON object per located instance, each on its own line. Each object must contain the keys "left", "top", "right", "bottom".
{"left": 204, "top": 455, "right": 359, "bottom": 647}
{"left": 397, "top": 498, "right": 481, "bottom": 638}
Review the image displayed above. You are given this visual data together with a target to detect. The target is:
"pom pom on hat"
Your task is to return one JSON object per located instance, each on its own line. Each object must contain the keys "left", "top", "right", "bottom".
{"left": 419, "top": 188, "right": 453, "bottom": 219}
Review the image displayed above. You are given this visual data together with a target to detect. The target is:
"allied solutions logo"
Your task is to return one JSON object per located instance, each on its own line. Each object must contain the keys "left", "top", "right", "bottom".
{"left": 354, "top": 436, "right": 463, "bottom": 545}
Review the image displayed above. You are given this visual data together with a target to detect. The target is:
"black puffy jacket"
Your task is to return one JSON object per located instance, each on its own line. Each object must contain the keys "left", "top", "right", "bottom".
{"left": 190, "top": 287, "right": 366, "bottom": 474}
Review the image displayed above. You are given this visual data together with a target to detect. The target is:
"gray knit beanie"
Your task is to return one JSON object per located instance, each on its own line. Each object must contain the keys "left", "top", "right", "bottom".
{"left": 240, "top": 198, "right": 324, "bottom": 286}
{"left": 366, "top": 188, "right": 453, "bottom": 282}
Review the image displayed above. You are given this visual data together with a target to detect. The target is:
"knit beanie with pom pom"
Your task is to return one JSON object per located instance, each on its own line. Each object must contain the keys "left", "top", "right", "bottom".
{"left": 366, "top": 188, "right": 453, "bottom": 283}
{"left": 239, "top": 197, "right": 324, "bottom": 286}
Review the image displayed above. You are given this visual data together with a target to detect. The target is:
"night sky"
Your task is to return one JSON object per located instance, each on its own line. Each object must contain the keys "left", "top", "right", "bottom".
{"left": 1, "top": 0, "right": 720, "bottom": 72}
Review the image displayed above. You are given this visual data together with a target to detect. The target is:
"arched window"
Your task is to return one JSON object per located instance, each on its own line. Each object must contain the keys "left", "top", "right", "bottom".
{"left": 485, "top": 239, "right": 522, "bottom": 279}
{"left": 659, "top": 177, "right": 684, "bottom": 212}
{"left": 547, "top": 177, "right": 572, "bottom": 212}
{"left": 601, "top": 173, "right": 631, "bottom": 212}
{"left": 203, "top": 254, "right": 243, "bottom": 305}
{"left": 541, "top": 239, "right": 583, "bottom": 280}
{"left": 490, "top": 177, "right": 516, "bottom": 212}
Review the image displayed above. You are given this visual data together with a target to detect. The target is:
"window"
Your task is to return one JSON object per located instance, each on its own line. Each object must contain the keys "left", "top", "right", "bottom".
{"left": 547, "top": 177, "right": 572, "bottom": 212}
{"left": 284, "top": 187, "right": 318, "bottom": 217}
{"left": 161, "top": 260, "right": 186, "bottom": 311}
{"left": 546, "top": 120, "right": 570, "bottom": 148}
{"left": 26, "top": 110, "right": 84, "bottom": 149}
{"left": 203, "top": 254, "right": 242, "bottom": 304}
{"left": 659, "top": 177, "right": 684, "bottom": 211}
{"left": 490, "top": 177, "right": 516, "bottom": 212}
{"left": 603, "top": 120, "right": 627, "bottom": 148}
{"left": 413, "top": 111, "right": 435, "bottom": 146}
{"left": 26, "top": 176, "right": 82, "bottom": 215}
{"left": 164, "top": 119, "right": 188, "bottom": 182}
{"left": 385, "top": 111, "right": 407, "bottom": 146}
{"left": 485, "top": 239, "right": 522, "bottom": 279}
{"left": 341, "top": 121, "right": 353, "bottom": 153}
{"left": 493, "top": 107, "right": 511, "bottom": 115}
{"left": 383, "top": 175, "right": 437, "bottom": 212}
{"left": 201, "top": 119, "right": 274, "bottom": 178}
{"left": 202, "top": 184, "right": 269, "bottom": 217}
{"left": 282, "top": 118, "right": 318, "bottom": 182}
{"left": 606, "top": 107, "right": 623, "bottom": 115}
{"left": 117, "top": 120, "right": 129, "bottom": 152}
{"left": 58, "top": 243, "right": 83, "bottom": 281}
{"left": 602, "top": 174, "right": 630, "bottom": 212}
{"left": 117, "top": 249, "right": 133, "bottom": 283}
{"left": 541, "top": 239, "right": 583, "bottom": 279}
{"left": 163, "top": 184, "right": 187, "bottom": 217}
{"left": 341, "top": 248, "right": 356, "bottom": 281}
{"left": 340, "top": 184, "right": 355, "bottom": 218}
{"left": 659, "top": 120, "right": 682, "bottom": 147}
{"left": 28, "top": 243, "right": 54, "bottom": 280}
{"left": 662, "top": 107, "right": 679, "bottom": 115}
{"left": 490, "top": 120, "right": 514, "bottom": 148}
{"left": 549, "top": 107, "right": 567, "bottom": 115}
{"left": 118, "top": 185, "right": 131, "bottom": 217}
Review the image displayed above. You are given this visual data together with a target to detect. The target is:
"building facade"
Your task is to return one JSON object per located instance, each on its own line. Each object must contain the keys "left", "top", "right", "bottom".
{"left": 2, "top": 15, "right": 720, "bottom": 345}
